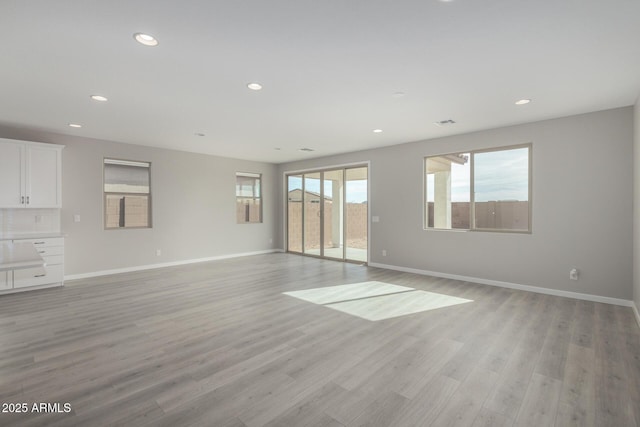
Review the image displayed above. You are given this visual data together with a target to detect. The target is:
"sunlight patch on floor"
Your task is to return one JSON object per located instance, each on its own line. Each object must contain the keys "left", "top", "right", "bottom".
{"left": 283, "top": 281, "right": 413, "bottom": 304}
{"left": 284, "top": 281, "right": 473, "bottom": 321}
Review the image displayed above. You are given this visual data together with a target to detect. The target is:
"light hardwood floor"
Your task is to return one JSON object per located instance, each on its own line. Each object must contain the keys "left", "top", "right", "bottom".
{"left": 0, "top": 253, "right": 639, "bottom": 426}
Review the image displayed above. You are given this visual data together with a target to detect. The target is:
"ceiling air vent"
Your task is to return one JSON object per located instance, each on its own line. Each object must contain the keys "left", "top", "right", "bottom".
{"left": 434, "top": 119, "right": 456, "bottom": 127}
{"left": 299, "top": 148, "right": 315, "bottom": 152}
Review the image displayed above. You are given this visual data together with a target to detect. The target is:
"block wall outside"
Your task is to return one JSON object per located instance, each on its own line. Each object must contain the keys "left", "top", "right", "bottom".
{"left": 426, "top": 201, "right": 529, "bottom": 230}
{"left": 346, "top": 204, "right": 368, "bottom": 250}
{"left": 287, "top": 202, "right": 367, "bottom": 252}
{"left": 105, "top": 195, "right": 149, "bottom": 228}
{"left": 236, "top": 200, "right": 261, "bottom": 223}
{"left": 105, "top": 196, "right": 120, "bottom": 228}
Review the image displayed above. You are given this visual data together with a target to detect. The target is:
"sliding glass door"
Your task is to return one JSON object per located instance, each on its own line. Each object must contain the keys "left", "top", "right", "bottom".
{"left": 286, "top": 165, "right": 367, "bottom": 263}
{"left": 287, "top": 174, "right": 303, "bottom": 253}
{"left": 345, "top": 167, "right": 368, "bottom": 262}
{"left": 303, "top": 172, "right": 321, "bottom": 255}
{"left": 322, "top": 169, "right": 344, "bottom": 260}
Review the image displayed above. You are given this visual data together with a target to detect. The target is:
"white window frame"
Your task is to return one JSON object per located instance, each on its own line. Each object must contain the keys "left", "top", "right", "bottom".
{"left": 424, "top": 143, "right": 532, "bottom": 233}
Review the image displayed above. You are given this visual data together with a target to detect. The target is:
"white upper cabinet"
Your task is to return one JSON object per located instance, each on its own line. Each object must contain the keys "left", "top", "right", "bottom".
{"left": 0, "top": 139, "right": 64, "bottom": 208}
{"left": 0, "top": 141, "right": 24, "bottom": 207}
{"left": 26, "top": 145, "right": 62, "bottom": 207}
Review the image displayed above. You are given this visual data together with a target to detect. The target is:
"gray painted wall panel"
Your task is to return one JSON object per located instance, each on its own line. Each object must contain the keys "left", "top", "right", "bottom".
{"left": 0, "top": 107, "right": 633, "bottom": 300}
{"left": 278, "top": 108, "right": 634, "bottom": 300}
{"left": 0, "top": 127, "right": 277, "bottom": 276}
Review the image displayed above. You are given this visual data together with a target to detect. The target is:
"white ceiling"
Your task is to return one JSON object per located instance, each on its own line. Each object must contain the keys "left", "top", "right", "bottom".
{"left": 1, "top": 0, "right": 639, "bottom": 163}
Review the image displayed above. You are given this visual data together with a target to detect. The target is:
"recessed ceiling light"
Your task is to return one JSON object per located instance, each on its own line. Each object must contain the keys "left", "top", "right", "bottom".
{"left": 247, "top": 83, "right": 263, "bottom": 91}
{"left": 373, "top": 129, "right": 383, "bottom": 133}
{"left": 134, "top": 33, "right": 159, "bottom": 47}
{"left": 392, "top": 92, "right": 405, "bottom": 98}
{"left": 515, "top": 99, "right": 531, "bottom": 105}
{"left": 68, "top": 123, "right": 82, "bottom": 128}
{"left": 90, "top": 95, "right": 108, "bottom": 102}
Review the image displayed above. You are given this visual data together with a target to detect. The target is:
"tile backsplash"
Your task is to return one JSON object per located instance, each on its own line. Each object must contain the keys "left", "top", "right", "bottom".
{"left": 0, "top": 209, "right": 61, "bottom": 237}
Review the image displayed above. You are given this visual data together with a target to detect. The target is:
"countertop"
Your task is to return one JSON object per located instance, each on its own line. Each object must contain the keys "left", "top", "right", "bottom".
{"left": 0, "top": 232, "right": 65, "bottom": 241}
{"left": 0, "top": 242, "right": 46, "bottom": 272}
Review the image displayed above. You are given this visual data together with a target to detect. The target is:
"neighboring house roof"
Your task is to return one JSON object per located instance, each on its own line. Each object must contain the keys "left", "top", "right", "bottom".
{"left": 288, "top": 189, "right": 332, "bottom": 201}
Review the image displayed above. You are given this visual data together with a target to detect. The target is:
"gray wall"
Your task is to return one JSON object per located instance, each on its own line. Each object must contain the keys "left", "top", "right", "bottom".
{"left": 278, "top": 107, "right": 634, "bottom": 300}
{"left": 0, "top": 126, "right": 277, "bottom": 276}
{"left": 634, "top": 98, "right": 640, "bottom": 311}
{"left": 1, "top": 107, "right": 634, "bottom": 300}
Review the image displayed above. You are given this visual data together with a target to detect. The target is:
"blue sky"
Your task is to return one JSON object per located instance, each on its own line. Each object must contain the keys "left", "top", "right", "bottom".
{"left": 427, "top": 147, "right": 529, "bottom": 202}
{"left": 474, "top": 148, "right": 529, "bottom": 202}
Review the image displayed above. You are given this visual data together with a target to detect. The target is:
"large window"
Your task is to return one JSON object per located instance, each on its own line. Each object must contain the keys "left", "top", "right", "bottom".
{"left": 236, "top": 172, "right": 262, "bottom": 223}
{"left": 425, "top": 144, "right": 531, "bottom": 232}
{"left": 104, "top": 159, "right": 151, "bottom": 229}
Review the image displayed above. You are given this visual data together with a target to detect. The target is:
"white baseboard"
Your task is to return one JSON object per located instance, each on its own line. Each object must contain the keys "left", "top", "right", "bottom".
{"left": 65, "top": 249, "right": 278, "bottom": 281}
{"left": 633, "top": 303, "right": 640, "bottom": 328}
{"left": 368, "top": 262, "right": 634, "bottom": 308}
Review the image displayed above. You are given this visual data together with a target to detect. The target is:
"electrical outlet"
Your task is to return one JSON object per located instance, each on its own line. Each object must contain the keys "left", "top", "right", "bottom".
{"left": 382, "top": 249, "right": 387, "bottom": 256}
{"left": 569, "top": 268, "right": 578, "bottom": 280}
{"left": 156, "top": 249, "right": 162, "bottom": 257}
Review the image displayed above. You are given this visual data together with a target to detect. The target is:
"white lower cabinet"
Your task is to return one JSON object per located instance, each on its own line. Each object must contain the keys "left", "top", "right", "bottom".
{"left": 0, "top": 237, "right": 64, "bottom": 293}
{"left": 0, "top": 271, "right": 10, "bottom": 291}
{"left": 13, "top": 265, "right": 63, "bottom": 288}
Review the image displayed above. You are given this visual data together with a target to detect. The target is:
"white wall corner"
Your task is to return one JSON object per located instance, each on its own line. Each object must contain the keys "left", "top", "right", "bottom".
{"left": 635, "top": 95, "right": 640, "bottom": 328}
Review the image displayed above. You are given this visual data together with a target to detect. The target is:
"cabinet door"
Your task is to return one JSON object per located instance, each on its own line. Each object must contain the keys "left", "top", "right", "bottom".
{"left": 0, "top": 271, "right": 11, "bottom": 291}
{"left": 26, "top": 146, "right": 61, "bottom": 207}
{"left": 0, "top": 142, "right": 25, "bottom": 207}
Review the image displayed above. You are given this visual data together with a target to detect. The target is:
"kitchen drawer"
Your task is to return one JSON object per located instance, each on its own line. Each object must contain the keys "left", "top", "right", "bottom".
{"left": 43, "top": 255, "right": 64, "bottom": 266}
{"left": 13, "top": 264, "right": 64, "bottom": 288}
{"left": 16, "top": 237, "right": 64, "bottom": 248}
{"left": 35, "top": 246, "right": 64, "bottom": 257}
